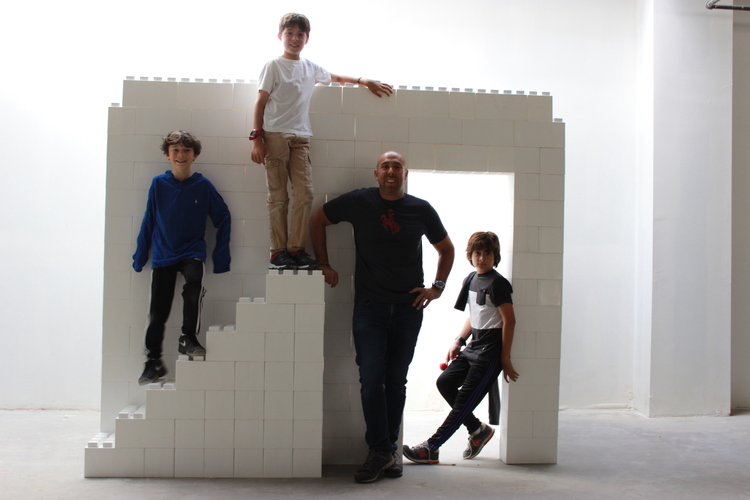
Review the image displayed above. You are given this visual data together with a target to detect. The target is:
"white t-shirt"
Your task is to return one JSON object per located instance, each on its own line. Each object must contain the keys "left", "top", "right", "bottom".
{"left": 258, "top": 57, "right": 332, "bottom": 136}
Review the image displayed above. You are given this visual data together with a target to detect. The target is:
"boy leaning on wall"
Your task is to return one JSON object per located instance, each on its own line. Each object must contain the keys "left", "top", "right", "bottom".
{"left": 402, "top": 231, "right": 519, "bottom": 465}
{"left": 133, "top": 131, "right": 231, "bottom": 385}
{"left": 250, "top": 12, "right": 392, "bottom": 270}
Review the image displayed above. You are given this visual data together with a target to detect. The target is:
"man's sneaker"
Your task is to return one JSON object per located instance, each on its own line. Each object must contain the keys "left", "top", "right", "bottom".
{"left": 178, "top": 334, "right": 206, "bottom": 358}
{"left": 138, "top": 359, "right": 167, "bottom": 385}
{"left": 354, "top": 450, "right": 396, "bottom": 483}
{"left": 289, "top": 250, "right": 319, "bottom": 270}
{"left": 382, "top": 452, "right": 403, "bottom": 478}
{"left": 269, "top": 251, "right": 296, "bottom": 270}
{"left": 463, "top": 422, "right": 495, "bottom": 459}
{"left": 403, "top": 441, "right": 439, "bottom": 464}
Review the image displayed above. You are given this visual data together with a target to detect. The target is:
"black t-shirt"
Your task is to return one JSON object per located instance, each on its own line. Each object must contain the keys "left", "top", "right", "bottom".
{"left": 454, "top": 270, "right": 513, "bottom": 361}
{"left": 324, "top": 187, "right": 448, "bottom": 303}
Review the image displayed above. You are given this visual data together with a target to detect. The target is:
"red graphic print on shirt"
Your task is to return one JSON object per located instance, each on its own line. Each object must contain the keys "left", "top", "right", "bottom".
{"left": 380, "top": 209, "right": 401, "bottom": 235}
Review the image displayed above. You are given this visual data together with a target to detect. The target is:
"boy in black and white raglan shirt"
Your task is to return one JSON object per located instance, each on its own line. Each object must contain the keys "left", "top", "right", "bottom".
{"left": 403, "top": 231, "right": 519, "bottom": 464}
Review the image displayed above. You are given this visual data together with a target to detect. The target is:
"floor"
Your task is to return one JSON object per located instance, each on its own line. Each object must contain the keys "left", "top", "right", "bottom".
{"left": 2, "top": 408, "right": 749, "bottom": 499}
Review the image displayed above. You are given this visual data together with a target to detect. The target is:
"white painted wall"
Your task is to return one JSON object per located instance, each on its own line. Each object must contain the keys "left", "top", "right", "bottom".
{"left": 2, "top": 0, "right": 744, "bottom": 414}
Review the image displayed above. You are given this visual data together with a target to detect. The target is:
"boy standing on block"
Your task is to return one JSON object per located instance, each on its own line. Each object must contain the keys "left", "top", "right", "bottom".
{"left": 251, "top": 12, "right": 392, "bottom": 270}
{"left": 133, "top": 131, "right": 231, "bottom": 385}
{"left": 403, "top": 231, "right": 518, "bottom": 464}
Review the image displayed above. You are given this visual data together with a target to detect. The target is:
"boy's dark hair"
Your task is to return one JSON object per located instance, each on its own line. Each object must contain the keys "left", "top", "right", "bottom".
{"left": 466, "top": 231, "right": 501, "bottom": 267}
{"left": 279, "top": 13, "right": 310, "bottom": 36}
{"left": 160, "top": 130, "right": 202, "bottom": 156}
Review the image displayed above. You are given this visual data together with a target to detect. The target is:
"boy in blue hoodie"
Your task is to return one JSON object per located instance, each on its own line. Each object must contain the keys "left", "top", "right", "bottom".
{"left": 133, "top": 130, "right": 231, "bottom": 385}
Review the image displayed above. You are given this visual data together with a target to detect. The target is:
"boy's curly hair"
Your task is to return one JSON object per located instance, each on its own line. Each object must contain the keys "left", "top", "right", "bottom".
{"left": 466, "top": 231, "right": 501, "bottom": 267}
{"left": 160, "top": 130, "right": 202, "bottom": 156}
{"left": 279, "top": 13, "right": 310, "bottom": 36}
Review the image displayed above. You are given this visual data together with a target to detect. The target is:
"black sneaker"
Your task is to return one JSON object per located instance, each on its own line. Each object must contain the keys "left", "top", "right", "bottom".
{"left": 269, "top": 251, "right": 296, "bottom": 269}
{"left": 178, "top": 334, "right": 206, "bottom": 358}
{"left": 382, "top": 452, "right": 403, "bottom": 478}
{"left": 403, "top": 441, "right": 439, "bottom": 464}
{"left": 354, "top": 450, "right": 396, "bottom": 484}
{"left": 289, "top": 250, "right": 319, "bottom": 270}
{"left": 138, "top": 359, "right": 167, "bottom": 385}
{"left": 463, "top": 422, "right": 495, "bottom": 459}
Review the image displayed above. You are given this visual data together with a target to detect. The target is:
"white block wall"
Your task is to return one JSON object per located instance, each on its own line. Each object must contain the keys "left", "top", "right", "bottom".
{"left": 95, "top": 79, "right": 565, "bottom": 472}
{"left": 86, "top": 271, "right": 325, "bottom": 478}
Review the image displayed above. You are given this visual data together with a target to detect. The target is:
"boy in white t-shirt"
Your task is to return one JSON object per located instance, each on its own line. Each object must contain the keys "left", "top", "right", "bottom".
{"left": 251, "top": 13, "right": 392, "bottom": 270}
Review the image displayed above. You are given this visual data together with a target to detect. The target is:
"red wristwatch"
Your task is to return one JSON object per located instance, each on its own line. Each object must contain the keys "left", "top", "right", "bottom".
{"left": 249, "top": 129, "right": 263, "bottom": 140}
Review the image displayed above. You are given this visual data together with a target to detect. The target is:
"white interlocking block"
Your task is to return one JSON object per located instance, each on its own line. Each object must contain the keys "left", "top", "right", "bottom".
{"left": 539, "top": 227, "right": 564, "bottom": 254}
{"left": 235, "top": 302, "right": 295, "bottom": 333}
{"left": 144, "top": 448, "right": 174, "bottom": 477}
{"left": 462, "top": 119, "right": 515, "bottom": 147}
{"left": 396, "top": 89, "right": 449, "bottom": 118}
{"left": 514, "top": 305, "right": 562, "bottom": 333}
{"left": 490, "top": 146, "right": 539, "bottom": 174}
{"left": 505, "top": 383, "right": 560, "bottom": 412}
{"left": 475, "top": 93, "right": 527, "bottom": 121}
{"left": 133, "top": 406, "right": 146, "bottom": 419}
{"left": 177, "top": 82, "right": 233, "bottom": 109}
{"left": 536, "top": 332, "right": 562, "bottom": 359}
{"left": 540, "top": 147, "right": 564, "bottom": 175}
{"left": 175, "top": 419, "right": 205, "bottom": 448}
{"left": 527, "top": 95, "right": 553, "bottom": 122}
{"left": 264, "top": 449, "right": 293, "bottom": 478}
{"left": 234, "top": 449, "right": 264, "bottom": 478}
{"left": 309, "top": 114, "right": 355, "bottom": 141}
{"left": 449, "top": 91, "right": 476, "bottom": 119}
{"left": 503, "top": 409, "right": 534, "bottom": 438}
{"left": 434, "top": 144, "right": 488, "bottom": 172}
{"left": 295, "top": 304, "right": 325, "bottom": 334}
{"left": 87, "top": 432, "right": 109, "bottom": 448}
{"left": 540, "top": 174, "right": 564, "bottom": 201}
{"left": 322, "top": 355, "right": 358, "bottom": 385}
{"left": 294, "top": 363, "right": 324, "bottom": 391}
{"left": 234, "top": 420, "right": 264, "bottom": 449}
{"left": 294, "top": 333, "right": 324, "bottom": 363}
{"left": 115, "top": 418, "right": 174, "bottom": 448}
{"left": 408, "top": 117, "right": 462, "bottom": 144}
{"left": 232, "top": 82, "right": 257, "bottom": 111}
{"left": 341, "top": 85, "right": 396, "bottom": 116}
{"left": 503, "top": 437, "right": 557, "bottom": 464}
{"left": 118, "top": 405, "right": 137, "bottom": 419}
{"left": 514, "top": 173, "right": 540, "bottom": 200}
{"left": 205, "top": 390, "right": 235, "bottom": 420}
{"left": 108, "top": 106, "right": 136, "bottom": 136}
{"left": 146, "top": 389, "right": 205, "bottom": 420}
{"left": 354, "top": 115, "right": 410, "bottom": 142}
{"left": 235, "top": 391, "right": 264, "bottom": 420}
{"left": 294, "top": 391, "right": 323, "bottom": 420}
{"left": 84, "top": 447, "right": 145, "bottom": 477}
{"left": 512, "top": 252, "right": 563, "bottom": 280}
{"left": 293, "top": 449, "right": 322, "bottom": 478}
{"left": 264, "top": 391, "right": 293, "bottom": 420}
{"left": 265, "top": 362, "right": 294, "bottom": 391}
{"left": 207, "top": 331, "right": 264, "bottom": 362}
{"left": 235, "top": 362, "right": 265, "bottom": 391}
{"left": 515, "top": 121, "right": 565, "bottom": 148}
{"left": 538, "top": 280, "right": 563, "bottom": 307}
{"left": 311, "top": 166, "right": 356, "bottom": 197}
{"left": 134, "top": 107, "right": 191, "bottom": 135}
{"left": 513, "top": 358, "right": 560, "bottom": 386}
{"left": 122, "top": 80, "right": 178, "bottom": 108}
{"left": 327, "top": 140, "right": 356, "bottom": 168}
{"left": 265, "top": 333, "right": 294, "bottom": 362}
{"left": 204, "top": 448, "right": 235, "bottom": 478}
{"left": 265, "top": 273, "right": 324, "bottom": 305}
{"left": 509, "top": 331, "right": 537, "bottom": 359}
{"left": 264, "top": 420, "right": 294, "bottom": 449}
{"left": 191, "top": 109, "right": 246, "bottom": 138}
{"left": 174, "top": 448, "right": 204, "bottom": 477}
{"left": 293, "top": 420, "right": 323, "bottom": 449}
{"left": 533, "top": 410, "right": 559, "bottom": 438}
{"left": 176, "top": 360, "right": 235, "bottom": 391}
{"left": 204, "top": 420, "right": 234, "bottom": 449}
{"left": 310, "top": 84, "right": 342, "bottom": 114}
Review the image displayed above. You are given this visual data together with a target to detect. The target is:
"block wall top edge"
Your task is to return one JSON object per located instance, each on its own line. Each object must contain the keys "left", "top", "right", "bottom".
{"left": 124, "top": 77, "right": 258, "bottom": 84}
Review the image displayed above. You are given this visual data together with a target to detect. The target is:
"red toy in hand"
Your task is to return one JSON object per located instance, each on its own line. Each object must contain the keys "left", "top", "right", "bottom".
{"left": 439, "top": 362, "right": 448, "bottom": 371}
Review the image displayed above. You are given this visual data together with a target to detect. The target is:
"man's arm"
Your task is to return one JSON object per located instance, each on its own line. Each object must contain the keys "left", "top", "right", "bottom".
{"left": 251, "top": 90, "right": 270, "bottom": 165}
{"left": 410, "top": 235, "right": 455, "bottom": 310}
{"left": 329, "top": 74, "right": 393, "bottom": 98}
{"left": 309, "top": 206, "right": 339, "bottom": 287}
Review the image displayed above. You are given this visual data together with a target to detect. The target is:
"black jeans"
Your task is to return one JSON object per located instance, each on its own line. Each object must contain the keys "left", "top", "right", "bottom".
{"left": 144, "top": 259, "right": 205, "bottom": 360}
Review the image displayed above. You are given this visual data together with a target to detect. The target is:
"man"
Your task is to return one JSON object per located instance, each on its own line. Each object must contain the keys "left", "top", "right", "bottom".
{"left": 309, "top": 151, "right": 454, "bottom": 483}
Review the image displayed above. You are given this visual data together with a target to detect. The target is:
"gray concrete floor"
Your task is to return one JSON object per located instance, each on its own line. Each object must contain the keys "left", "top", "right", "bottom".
{"left": 1, "top": 408, "right": 749, "bottom": 499}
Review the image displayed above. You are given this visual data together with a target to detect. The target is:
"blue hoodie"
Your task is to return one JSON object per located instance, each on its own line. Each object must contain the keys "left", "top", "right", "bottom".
{"left": 133, "top": 171, "right": 231, "bottom": 273}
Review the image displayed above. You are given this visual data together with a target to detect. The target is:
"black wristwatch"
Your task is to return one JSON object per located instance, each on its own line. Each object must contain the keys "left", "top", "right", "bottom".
{"left": 432, "top": 280, "right": 445, "bottom": 291}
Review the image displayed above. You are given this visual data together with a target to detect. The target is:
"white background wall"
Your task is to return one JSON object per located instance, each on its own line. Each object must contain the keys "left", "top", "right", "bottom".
{"left": 1, "top": 0, "right": 745, "bottom": 413}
